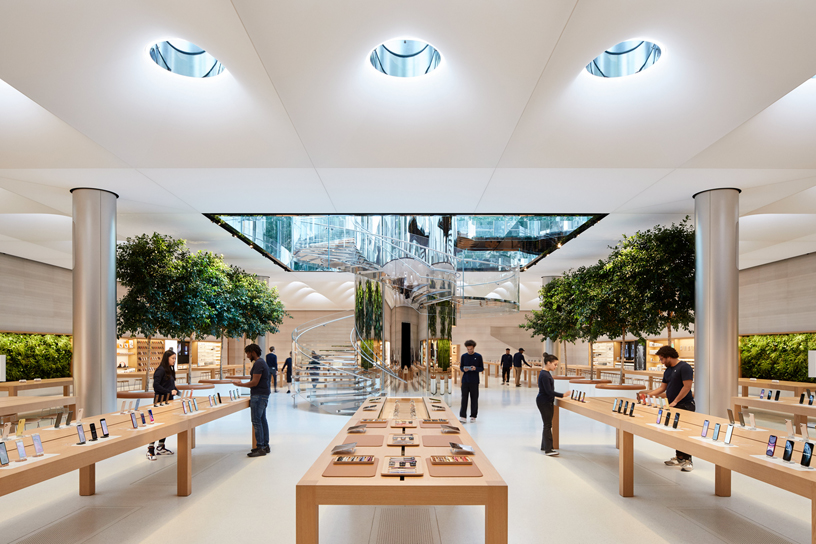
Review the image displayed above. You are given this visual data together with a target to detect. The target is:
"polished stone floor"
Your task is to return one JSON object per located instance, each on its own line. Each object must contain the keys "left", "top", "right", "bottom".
{"left": 0, "top": 382, "right": 809, "bottom": 544}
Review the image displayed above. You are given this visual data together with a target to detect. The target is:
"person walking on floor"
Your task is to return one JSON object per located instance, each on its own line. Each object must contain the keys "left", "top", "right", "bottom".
{"left": 513, "top": 348, "right": 531, "bottom": 387}
{"left": 459, "top": 339, "right": 484, "bottom": 424}
{"left": 537, "top": 353, "right": 570, "bottom": 456}
{"left": 282, "top": 351, "right": 293, "bottom": 394}
{"left": 500, "top": 348, "right": 513, "bottom": 385}
{"left": 147, "top": 350, "right": 178, "bottom": 461}
{"left": 640, "top": 345, "right": 696, "bottom": 472}
{"left": 233, "top": 344, "right": 271, "bottom": 457}
{"left": 266, "top": 346, "right": 278, "bottom": 393}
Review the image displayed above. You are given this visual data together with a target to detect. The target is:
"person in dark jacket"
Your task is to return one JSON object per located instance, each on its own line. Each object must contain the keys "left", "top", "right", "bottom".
{"left": 281, "top": 352, "right": 292, "bottom": 394}
{"left": 459, "top": 339, "right": 484, "bottom": 423}
{"left": 513, "top": 348, "right": 531, "bottom": 387}
{"left": 500, "top": 348, "right": 513, "bottom": 385}
{"left": 537, "top": 352, "right": 570, "bottom": 456}
{"left": 147, "top": 350, "right": 178, "bottom": 461}
{"left": 266, "top": 346, "right": 278, "bottom": 393}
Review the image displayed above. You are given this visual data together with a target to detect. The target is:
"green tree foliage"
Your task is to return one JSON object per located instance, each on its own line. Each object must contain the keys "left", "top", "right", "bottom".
{"left": 437, "top": 339, "right": 451, "bottom": 371}
{"left": 740, "top": 334, "right": 816, "bottom": 383}
{"left": 0, "top": 333, "right": 72, "bottom": 380}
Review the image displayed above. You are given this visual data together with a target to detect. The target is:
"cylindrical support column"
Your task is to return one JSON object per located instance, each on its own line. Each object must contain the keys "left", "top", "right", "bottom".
{"left": 693, "top": 188, "right": 740, "bottom": 417}
{"left": 72, "top": 188, "right": 118, "bottom": 417}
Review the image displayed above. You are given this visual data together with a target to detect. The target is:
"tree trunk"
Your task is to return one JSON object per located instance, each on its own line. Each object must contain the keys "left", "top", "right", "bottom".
{"left": 667, "top": 319, "right": 672, "bottom": 347}
{"left": 563, "top": 340, "right": 568, "bottom": 375}
{"left": 187, "top": 333, "right": 195, "bottom": 385}
{"left": 618, "top": 328, "right": 627, "bottom": 385}
{"left": 242, "top": 334, "right": 247, "bottom": 375}
{"left": 219, "top": 333, "right": 225, "bottom": 380}
{"left": 144, "top": 336, "right": 152, "bottom": 392}
{"left": 589, "top": 341, "right": 594, "bottom": 381}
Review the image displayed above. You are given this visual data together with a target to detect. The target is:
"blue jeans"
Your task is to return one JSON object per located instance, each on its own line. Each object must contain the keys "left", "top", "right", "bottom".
{"left": 250, "top": 394, "right": 269, "bottom": 449}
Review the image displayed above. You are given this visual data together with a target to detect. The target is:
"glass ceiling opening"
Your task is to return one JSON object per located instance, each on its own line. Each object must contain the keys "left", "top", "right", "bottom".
{"left": 208, "top": 214, "right": 604, "bottom": 272}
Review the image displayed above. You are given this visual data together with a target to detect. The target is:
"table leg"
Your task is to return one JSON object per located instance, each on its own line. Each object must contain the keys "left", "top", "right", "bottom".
{"left": 296, "top": 486, "right": 319, "bottom": 544}
{"left": 715, "top": 465, "right": 731, "bottom": 497}
{"left": 8, "top": 388, "right": 17, "bottom": 396}
{"left": 79, "top": 464, "right": 95, "bottom": 496}
{"left": 741, "top": 385, "right": 749, "bottom": 397}
{"left": 795, "top": 415, "right": 809, "bottom": 432}
{"left": 191, "top": 428, "right": 196, "bottom": 449}
{"left": 63, "top": 385, "right": 71, "bottom": 396}
{"left": 619, "top": 429, "right": 634, "bottom": 497}
{"left": 485, "top": 371, "right": 489, "bottom": 389}
{"left": 486, "top": 485, "right": 508, "bottom": 544}
{"left": 177, "top": 430, "right": 192, "bottom": 496}
{"left": 552, "top": 404, "right": 559, "bottom": 450}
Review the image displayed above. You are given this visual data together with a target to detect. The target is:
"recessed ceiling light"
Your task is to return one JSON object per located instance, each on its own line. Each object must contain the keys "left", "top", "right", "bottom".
{"left": 370, "top": 39, "right": 441, "bottom": 78}
{"left": 149, "top": 40, "right": 225, "bottom": 78}
{"left": 586, "top": 40, "right": 661, "bottom": 78}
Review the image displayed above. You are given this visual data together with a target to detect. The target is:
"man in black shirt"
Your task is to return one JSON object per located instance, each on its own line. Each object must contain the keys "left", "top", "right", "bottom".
{"left": 642, "top": 345, "right": 695, "bottom": 471}
{"left": 513, "top": 348, "right": 531, "bottom": 387}
{"left": 233, "top": 344, "right": 271, "bottom": 457}
{"left": 266, "top": 346, "right": 278, "bottom": 393}
{"left": 459, "top": 339, "right": 484, "bottom": 423}
{"left": 281, "top": 351, "right": 293, "bottom": 394}
{"left": 500, "top": 348, "right": 513, "bottom": 385}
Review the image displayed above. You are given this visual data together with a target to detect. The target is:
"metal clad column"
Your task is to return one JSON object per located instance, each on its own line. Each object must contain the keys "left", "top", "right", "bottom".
{"left": 72, "top": 188, "right": 118, "bottom": 416}
{"left": 693, "top": 188, "right": 740, "bottom": 417}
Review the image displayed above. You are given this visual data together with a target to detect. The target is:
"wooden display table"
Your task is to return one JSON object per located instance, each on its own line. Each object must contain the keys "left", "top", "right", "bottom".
{"left": 199, "top": 379, "right": 238, "bottom": 385}
{"left": 733, "top": 395, "right": 816, "bottom": 433}
{"left": 0, "top": 378, "right": 73, "bottom": 397}
{"left": 0, "top": 395, "right": 250, "bottom": 498}
{"left": 296, "top": 396, "right": 508, "bottom": 544}
{"left": 177, "top": 383, "right": 215, "bottom": 391}
{"left": 568, "top": 379, "right": 612, "bottom": 385}
{"left": 0, "top": 395, "right": 76, "bottom": 418}
{"left": 595, "top": 384, "right": 646, "bottom": 391}
{"left": 739, "top": 378, "right": 812, "bottom": 398}
{"left": 555, "top": 396, "right": 816, "bottom": 542}
{"left": 116, "top": 391, "right": 154, "bottom": 399}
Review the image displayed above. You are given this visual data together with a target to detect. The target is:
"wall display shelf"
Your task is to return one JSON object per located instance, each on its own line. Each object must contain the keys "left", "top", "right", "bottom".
{"left": 194, "top": 341, "right": 221, "bottom": 367}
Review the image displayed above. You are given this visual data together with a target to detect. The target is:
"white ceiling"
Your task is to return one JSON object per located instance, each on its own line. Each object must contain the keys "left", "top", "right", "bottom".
{"left": 1, "top": 0, "right": 816, "bottom": 308}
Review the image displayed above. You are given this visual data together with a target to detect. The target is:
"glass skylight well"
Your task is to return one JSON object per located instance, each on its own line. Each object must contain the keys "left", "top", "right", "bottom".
{"left": 149, "top": 40, "right": 225, "bottom": 78}
{"left": 370, "top": 39, "right": 441, "bottom": 77}
{"left": 586, "top": 40, "right": 661, "bottom": 78}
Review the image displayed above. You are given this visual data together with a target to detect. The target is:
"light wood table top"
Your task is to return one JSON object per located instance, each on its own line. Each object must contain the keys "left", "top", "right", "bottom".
{"left": 0, "top": 378, "right": 73, "bottom": 396}
{"left": 739, "top": 378, "right": 812, "bottom": 395}
{"left": 0, "top": 395, "right": 76, "bottom": 418}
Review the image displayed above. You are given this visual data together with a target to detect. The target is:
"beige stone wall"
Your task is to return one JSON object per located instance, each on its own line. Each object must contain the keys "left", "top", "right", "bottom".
{"left": 0, "top": 253, "right": 72, "bottom": 334}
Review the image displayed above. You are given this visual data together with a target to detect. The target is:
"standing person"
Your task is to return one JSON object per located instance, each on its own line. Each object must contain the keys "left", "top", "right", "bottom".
{"left": 641, "top": 346, "right": 696, "bottom": 472}
{"left": 500, "top": 348, "right": 513, "bottom": 385}
{"left": 266, "top": 346, "right": 278, "bottom": 393}
{"left": 233, "top": 344, "right": 271, "bottom": 457}
{"left": 537, "top": 353, "right": 570, "bottom": 456}
{"left": 281, "top": 351, "right": 292, "bottom": 394}
{"left": 147, "top": 350, "right": 178, "bottom": 461}
{"left": 513, "top": 348, "right": 531, "bottom": 387}
{"left": 459, "top": 340, "right": 484, "bottom": 423}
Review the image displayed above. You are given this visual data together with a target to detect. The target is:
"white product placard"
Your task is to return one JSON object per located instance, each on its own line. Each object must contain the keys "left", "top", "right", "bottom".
{"left": 127, "top": 422, "right": 165, "bottom": 432}
{"left": 750, "top": 454, "right": 816, "bottom": 472}
{"left": 0, "top": 354, "right": 5, "bottom": 382}
{"left": 809, "top": 351, "right": 816, "bottom": 378}
{"left": 647, "top": 423, "right": 688, "bottom": 432}
{"left": 71, "top": 436, "right": 121, "bottom": 447}
{"left": 690, "top": 435, "right": 737, "bottom": 448}
{"left": 0, "top": 452, "right": 60, "bottom": 470}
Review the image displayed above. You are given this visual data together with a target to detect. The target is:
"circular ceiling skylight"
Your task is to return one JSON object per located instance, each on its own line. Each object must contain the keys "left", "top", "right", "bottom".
{"left": 586, "top": 40, "right": 661, "bottom": 78}
{"left": 149, "top": 40, "right": 225, "bottom": 78}
{"left": 370, "top": 39, "right": 441, "bottom": 78}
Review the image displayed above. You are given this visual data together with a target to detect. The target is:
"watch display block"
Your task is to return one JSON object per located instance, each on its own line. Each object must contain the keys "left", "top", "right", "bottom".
{"left": 388, "top": 433, "right": 419, "bottom": 447}
{"left": 390, "top": 420, "right": 416, "bottom": 428}
{"left": 382, "top": 456, "right": 423, "bottom": 477}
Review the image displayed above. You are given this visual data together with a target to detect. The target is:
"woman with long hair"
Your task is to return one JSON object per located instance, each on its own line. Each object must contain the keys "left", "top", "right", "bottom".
{"left": 537, "top": 353, "right": 570, "bottom": 456}
{"left": 147, "top": 350, "right": 178, "bottom": 461}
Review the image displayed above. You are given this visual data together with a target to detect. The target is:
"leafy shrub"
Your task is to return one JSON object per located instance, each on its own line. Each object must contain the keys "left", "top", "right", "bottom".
{"left": 437, "top": 339, "right": 451, "bottom": 371}
{"left": 740, "top": 333, "right": 816, "bottom": 383}
{"left": 0, "top": 333, "right": 73, "bottom": 380}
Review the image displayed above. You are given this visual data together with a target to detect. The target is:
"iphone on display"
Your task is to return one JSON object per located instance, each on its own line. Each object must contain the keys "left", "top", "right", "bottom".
{"left": 775, "top": 390, "right": 781, "bottom": 401}
{"left": 629, "top": 403, "right": 635, "bottom": 417}
{"left": 612, "top": 399, "right": 619, "bottom": 412}
{"left": 656, "top": 409, "right": 663, "bottom": 424}
{"left": 32, "top": 433, "right": 44, "bottom": 456}
{"left": 801, "top": 393, "right": 806, "bottom": 404}
{"left": 701, "top": 420, "right": 710, "bottom": 437}
{"left": 727, "top": 409, "right": 735, "bottom": 425}
{"left": 724, "top": 424, "right": 734, "bottom": 444}
{"left": 192, "top": 399, "right": 199, "bottom": 411}
{"left": 15, "top": 440, "right": 26, "bottom": 462}
{"left": 802, "top": 442, "right": 813, "bottom": 467}
{"left": 100, "top": 419, "right": 109, "bottom": 438}
{"left": 16, "top": 419, "right": 25, "bottom": 437}
{"left": 810, "top": 395, "right": 815, "bottom": 406}
{"left": 786, "top": 419, "right": 795, "bottom": 437}
{"left": 664, "top": 411, "right": 671, "bottom": 426}
{"left": 217, "top": 393, "right": 222, "bottom": 403}
{"left": 621, "top": 401, "right": 627, "bottom": 413}
{"left": 147, "top": 409, "right": 154, "bottom": 423}
{"left": 65, "top": 411, "right": 74, "bottom": 426}
{"left": 130, "top": 413, "right": 138, "bottom": 429}
{"left": 760, "top": 389, "right": 766, "bottom": 398}
{"left": 767, "top": 390, "right": 773, "bottom": 400}
{"left": 2, "top": 422, "right": 10, "bottom": 440}
{"left": 784, "top": 440, "right": 795, "bottom": 462}
{"left": 88, "top": 423, "right": 98, "bottom": 441}
{"left": 749, "top": 413, "right": 757, "bottom": 429}
{"left": 712, "top": 423, "right": 721, "bottom": 441}
{"left": 0, "top": 442, "right": 8, "bottom": 466}
{"left": 766, "top": 435, "right": 778, "bottom": 457}
{"left": 76, "top": 424, "right": 86, "bottom": 445}
{"left": 140, "top": 412, "right": 147, "bottom": 426}
{"left": 672, "top": 413, "right": 680, "bottom": 429}
{"left": 54, "top": 412, "right": 63, "bottom": 429}
{"left": 802, "top": 423, "right": 810, "bottom": 439}
{"left": 738, "top": 412, "right": 746, "bottom": 427}
{"left": 182, "top": 401, "right": 188, "bottom": 414}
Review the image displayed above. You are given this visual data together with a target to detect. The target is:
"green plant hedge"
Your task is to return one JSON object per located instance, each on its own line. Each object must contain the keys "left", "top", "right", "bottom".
{"left": 740, "top": 333, "right": 816, "bottom": 383}
{"left": 437, "top": 339, "right": 451, "bottom": 371}
{"left": 0, "top": 333, "right": 73, "bottom": 381}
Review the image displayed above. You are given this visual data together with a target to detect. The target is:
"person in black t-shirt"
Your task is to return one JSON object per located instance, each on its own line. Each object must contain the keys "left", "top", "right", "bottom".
{"left": 537, "top": 353, "right": 571, "bottom": 456}
{"left": 513, "top": 348, "right": 531, "bottom": 387}
{"left": 281, "top": 352, "right": 293, "bottom": 394}
{"left": 266, "top": 347, "right": 278, "bottom": 393}
{"left": 459, "top": 339, "right": 484, "bottom": 423}
{"left": 233, "top": 344, "right": 271, "bottom": 457}
{"left": 642, "top": 345, "right": 696, "bottom": 472}
{"left": 500, "top": 348, "right": 513, "bottom": 385}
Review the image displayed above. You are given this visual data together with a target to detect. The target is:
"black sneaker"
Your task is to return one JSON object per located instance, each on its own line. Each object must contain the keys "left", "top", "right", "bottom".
{"left": 264, "top": 446, "right": 271, "bottom": 454}
{"left": 247, "top": 449, "right": 267, "bottom": 457}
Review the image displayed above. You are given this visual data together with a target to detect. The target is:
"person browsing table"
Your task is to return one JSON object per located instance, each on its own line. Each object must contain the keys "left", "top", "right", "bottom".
{"left": 233, "top": 344, "right": 271, "bottom": 457}
{"left": 513, "top": 348, "right": 531, "bottom": 387}
{"left": 500, "top": 348, "right": 513, "bottom": 385}
{"left": 641, "top": 345, "right": 696, "bottom": 472}
{"left": 537, "top": 353, "right": 570, "bottom": 456}
{"left": 459, "top": 339, "right": 484, "bottom": 423}
{"left": 266, "top": 346, "right": 278, "bottom": 393}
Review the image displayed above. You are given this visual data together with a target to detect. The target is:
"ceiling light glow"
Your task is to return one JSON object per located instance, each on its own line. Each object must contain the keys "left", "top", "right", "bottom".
{"left": 149, "top": 40, "right": 225, "bottom": 78}
{"left": 586, "top": 40, "right": 661, "bottom": 78}
{"left": 370, "top": 39, "right": 441, "bottom": 78}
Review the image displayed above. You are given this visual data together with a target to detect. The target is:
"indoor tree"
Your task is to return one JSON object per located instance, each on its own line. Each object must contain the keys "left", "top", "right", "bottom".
{"left": 521, "top": 275, "right": 579, "bottom": 373}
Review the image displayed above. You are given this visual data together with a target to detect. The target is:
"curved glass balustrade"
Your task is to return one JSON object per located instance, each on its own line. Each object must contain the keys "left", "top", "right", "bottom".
{"left": 586, "top": 40, "right": 661, "bottom": 78}
{"left": 149, "top": 40, "right": 225, "bottom": 78}
{"left": 370, "top": 39, "right": 441, "bottom": 77}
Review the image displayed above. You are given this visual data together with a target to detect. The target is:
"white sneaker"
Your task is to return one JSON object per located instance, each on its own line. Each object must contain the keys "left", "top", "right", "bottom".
{"left": 664, "top": 457, "right": 681, "bottom": 466}
{"left": 545, "top": 450, "right": 560, "bottom": 456}
{"left": 680, "top": 460, "right": 694, "bottom": 472}
{"left": 459, "top": 417, "right": 467, "bottom": 423}
{"left": 469, "top": 417, "right": 476, "bottom": 422}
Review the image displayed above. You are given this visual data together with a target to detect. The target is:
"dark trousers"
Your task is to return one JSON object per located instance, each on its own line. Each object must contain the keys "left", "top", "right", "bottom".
{"left": 460, "top": 382, "right": 479, "bottom": 419}
{"left": 271, "top": 370, "right": 277, "bottom": 390}
{"left": 502, "top": 366, "right": 511, "bottom": 383}
{"left": 674, "top": 399, "right": 696, "bottom": 461}
{"left": 536, "top": 397, "right": 555, "bottom": 452}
